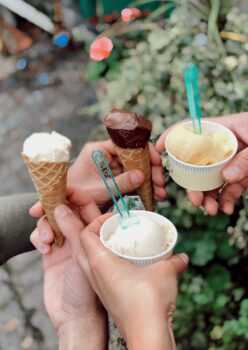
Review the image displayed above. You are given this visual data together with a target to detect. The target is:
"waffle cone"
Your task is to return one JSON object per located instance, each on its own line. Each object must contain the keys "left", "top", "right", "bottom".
{"left": 114, "top": 144, "right": 153, "bottom": 211}
{"left": 23, "top": 155, "right": 68, "bottom": 246}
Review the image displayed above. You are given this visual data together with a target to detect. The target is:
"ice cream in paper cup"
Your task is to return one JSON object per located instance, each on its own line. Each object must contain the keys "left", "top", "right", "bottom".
{"left": 100, "top": 210, "right": 178, "bottom": 266}
{"left": 165, "top": 120, "right": 238, "bottom": 191}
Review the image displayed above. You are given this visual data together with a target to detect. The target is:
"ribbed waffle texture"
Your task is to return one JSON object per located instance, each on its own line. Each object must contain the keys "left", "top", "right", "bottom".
{"left": 23, "top": 156, "right": 68, "bottom": 246}
{"left": 114, "top": 144, "right": 153, "bottom": 211}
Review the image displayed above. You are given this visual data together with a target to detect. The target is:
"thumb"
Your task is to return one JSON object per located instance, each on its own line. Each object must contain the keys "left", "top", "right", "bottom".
{"left": 54, "top": 204, "right": 84, "bottom": 244}
{"left": 29, "top": 201, "right": 44, "bottom": 218}
{"left": 168, "top": 253, "right": 189, "bottom": 275}
{"left": 114, "top": 169, "right": 145, "bottom": 194}
{"left": 222, "top": 147, "right": 248, "bottom": 183}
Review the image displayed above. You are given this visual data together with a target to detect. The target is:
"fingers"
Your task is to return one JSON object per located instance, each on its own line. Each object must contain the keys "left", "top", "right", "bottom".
{"left": 167, "top": 253, "right": 189, "bottom": 275}
{"left": 187, "top": 191, "right": 204, "bottom": 207}
{"left": 202, "top": 189, "right": 219, "bottom": 216}
{"left": 187, "top": 190, "right": 219, "bottom": 215}
{"left": 155, "top": 132, "right": 168, "bottom": 154}
{"left": 114, "top": 169, "right": 145, "bottom": 194}
{"left": 66, "top": 186, "right": 101, "bottom": 223}
{"left": 54, "top": 204, "right": 85, "bottom": 242}
{"left": 29, "top": 201, "right": 44, "bottom": 218}
{"left": 222, "top": 147, "right": 248, "bottom": 184}
{"left": 150, "top": 143, "right": 167, "bottom": 200}
{"left": 152, "top": 166, "right": 166, "bottom": 201}
{"left": 79, "top": 213, "right": 117, "bottom": 274}
{"left": 149, "top": 143, "right": 162, "bottom": 166}
{"left": 30, "top": 223, "right": 52, "bottom": 255}
{"left": 219, "top": 178, "right": 248, "bottom": 215}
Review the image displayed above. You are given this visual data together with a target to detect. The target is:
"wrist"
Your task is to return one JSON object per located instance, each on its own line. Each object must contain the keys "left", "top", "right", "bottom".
{"left": 57, "top": 313, "right": 108, "bottom": 350}
{"left": 125, "top": 301, "right": 176, "bottom": 350}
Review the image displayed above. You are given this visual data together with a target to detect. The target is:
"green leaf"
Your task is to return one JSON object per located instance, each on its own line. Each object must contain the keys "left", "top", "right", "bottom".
{"left": 86, "top": 61, "right": 107, "bottom": 81}
{"left": 217, "top": 239, "right": 235, "bottom": 260}
{"left": 240, "top": 299, "right": 248, "bottom": 318}
{"left": 191, "top": 238, "right": 217, "bottom": 266}
{"left": 206, "top": 265, "right": 231, "bottom": 293}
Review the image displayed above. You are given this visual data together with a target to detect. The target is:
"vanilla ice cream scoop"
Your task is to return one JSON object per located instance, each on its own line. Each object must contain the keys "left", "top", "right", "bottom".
{"left": 166, "top": 125, "right": 233, "bottom": 166}
{"left": 23, "top": 131, "right": 71, "bottom": 163}
{"left": 106, "top": 215, "right": 172, "bottom": 257}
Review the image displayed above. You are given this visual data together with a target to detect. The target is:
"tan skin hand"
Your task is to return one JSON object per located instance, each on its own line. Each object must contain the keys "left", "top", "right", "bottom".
{"left": 68, "top": 140, "right": 167, "bottom": 204}
{"left": 49, "top": 205, "right": 189, "bottom": 350}
{"left": 30, "top": 140, "right": 167, "bottom": 220}
{"left": 30, "top": 197, "right": 107, "bottom": 341}
{"left": 156, "top": 113, "right": 248, "bottom": 215}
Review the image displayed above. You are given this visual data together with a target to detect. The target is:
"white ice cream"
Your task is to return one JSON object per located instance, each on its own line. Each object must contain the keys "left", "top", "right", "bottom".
{"left": 23, "top": 131, "right": 71, "bottom": 163}
{"left": 106, "top": 216, "right": 171, "bottom": 257}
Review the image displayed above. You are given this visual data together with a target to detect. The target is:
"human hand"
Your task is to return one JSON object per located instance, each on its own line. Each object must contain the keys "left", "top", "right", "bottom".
{"left": 51, "top": 204, "right": 189, "bottom": 350}
{"left": 68, "top": 140, "right": 167, "bottom": 204}
{"left": 156, "top": 113, "right": 248, "bottom": 215}
{"left": 30, "top": 196, "right": 107, "bottom": 349}
{"left": 30, "top": 140, "right": 166, "bottom": 219}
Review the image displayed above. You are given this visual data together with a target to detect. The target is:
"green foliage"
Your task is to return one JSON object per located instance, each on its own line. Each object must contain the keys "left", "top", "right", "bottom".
{"left": 91, "top": 5, "right": 248, "bottom": 135}
{"left": 88, "top": 1, "right": 248, "bottom": 348}
{"left": 156, "top": 184, "right": 247, "bottom": 348}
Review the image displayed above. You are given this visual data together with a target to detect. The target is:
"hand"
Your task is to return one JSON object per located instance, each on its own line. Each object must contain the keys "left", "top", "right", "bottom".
{"left": 68, "top": 140, "right": 167, "bottom": 204}
{"left": 30, "top": 140, "right": 166, "bottom": 219}
{"left": 51, "top": 204, "right": 189, "bottom": 350}
{"left": 156, "top": 113, "right": 248, "bottom": 215}
{"left": 30, "top": 196, "right": 107, "bottom": 350}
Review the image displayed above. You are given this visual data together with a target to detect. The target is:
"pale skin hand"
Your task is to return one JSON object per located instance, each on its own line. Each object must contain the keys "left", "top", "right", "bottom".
{"left": 30, "top": 194, "right": 108, "bottom": 350}
{"left": 50, "top": 204, "right": 189, "bottom": 350}
{"left": 156, "top": 113, "right": 248, "bottom": 215}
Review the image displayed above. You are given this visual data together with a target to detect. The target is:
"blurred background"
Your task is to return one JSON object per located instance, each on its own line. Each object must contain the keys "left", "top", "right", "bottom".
{"left": 0, "top": 1, "right": 248, "bottom": 349}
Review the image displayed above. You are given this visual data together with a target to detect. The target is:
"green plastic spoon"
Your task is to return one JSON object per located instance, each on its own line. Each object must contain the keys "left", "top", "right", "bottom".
{"left": 184, "top": 63, "right": 202, "bottom": 134}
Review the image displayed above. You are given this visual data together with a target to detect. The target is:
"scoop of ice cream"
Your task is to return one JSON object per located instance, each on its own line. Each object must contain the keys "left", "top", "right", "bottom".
{"left": 166, "top": 125, "right": 233, "bottom": 166}
{"left": 104, "top": 109, "right": 152, "bottom": 148}
{"left": 23, "top": 131, "right": 71, "bottom": 163}
{"left": 106, "top": 216, "right": 168, "bottom": 257}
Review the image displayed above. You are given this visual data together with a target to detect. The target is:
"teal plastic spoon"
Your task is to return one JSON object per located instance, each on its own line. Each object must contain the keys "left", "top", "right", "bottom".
{"left": 91, "top": 150, "right": 140, "bottom": 229}
{"left": 184, "top": 63, "right": 202, "bottom": 134}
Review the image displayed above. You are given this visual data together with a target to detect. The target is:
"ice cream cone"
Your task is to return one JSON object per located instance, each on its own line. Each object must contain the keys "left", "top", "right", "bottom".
{"left": 114, "top": 144, "right": 153, "bottom": 211}
{"left": 23, "top": 155, "right": 68, "bottom": 246}
{"left": 104, "top": 109, "right": 154, "bottom": 211}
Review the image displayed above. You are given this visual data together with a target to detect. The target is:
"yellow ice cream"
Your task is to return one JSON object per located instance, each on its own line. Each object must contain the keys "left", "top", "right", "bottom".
{"left": 166, "top": 125, "right": 233, "bottom": 166}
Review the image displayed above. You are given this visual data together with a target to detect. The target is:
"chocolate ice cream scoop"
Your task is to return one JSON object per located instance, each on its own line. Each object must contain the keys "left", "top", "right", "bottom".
{"left": 104, "top": 109, "right": 152, "bottom": 149}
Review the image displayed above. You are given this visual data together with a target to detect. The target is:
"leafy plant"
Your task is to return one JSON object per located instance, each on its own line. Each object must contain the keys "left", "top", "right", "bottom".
{"left": 87, "top": 1, "right": 248, "bottom": 348}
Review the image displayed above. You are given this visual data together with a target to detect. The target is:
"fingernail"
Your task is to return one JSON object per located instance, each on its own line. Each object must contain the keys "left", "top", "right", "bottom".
{"left": 223, "top": 203, "right": 234, "bottom": 215}
{"left": 41, "top": 229, "right": 51, "bottom": 241}
{"left": 130, "top": 172, "right": 142, "bottom": 185}
{"left": 54, "top": 204, "right": 70, "bottom": 218}
{"left": 178, "top": 253, "right": 189, "bottom": 265}
{"left": 223, "top": 167, "right": 243, "bottom": 182}
{"left": 39, "top": 244, "right": 48, "bottom": 254}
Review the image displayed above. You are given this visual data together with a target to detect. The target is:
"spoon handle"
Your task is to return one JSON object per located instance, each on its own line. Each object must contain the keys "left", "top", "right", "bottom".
{"left": 91, "top": 150, "right": 130, "bottom": 218}
{"left": 184, "top": 63, "right": 202, "bottom": 134}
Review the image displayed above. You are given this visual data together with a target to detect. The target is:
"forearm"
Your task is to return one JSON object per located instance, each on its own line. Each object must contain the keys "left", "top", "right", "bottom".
{"left": 58, "top": 316, "right": 108, "bottom": 350}
{"left": 0, "top": 193, "right": 38, "bottom": 264}
{"left": 126, "top": 306, "right": 176, "bottom": 350}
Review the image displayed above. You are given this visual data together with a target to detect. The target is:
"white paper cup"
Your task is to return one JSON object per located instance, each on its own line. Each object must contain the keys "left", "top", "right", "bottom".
{"left": 165, "top": 121, "right": 238, "bottom": 191}
{"left": 100, "top": 210, "right": 178, "bottom": 266}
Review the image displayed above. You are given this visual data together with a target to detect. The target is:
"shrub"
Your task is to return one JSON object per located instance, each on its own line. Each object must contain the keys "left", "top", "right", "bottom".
{"left": 88, "top": 1, "right": 248, "bottom": 348}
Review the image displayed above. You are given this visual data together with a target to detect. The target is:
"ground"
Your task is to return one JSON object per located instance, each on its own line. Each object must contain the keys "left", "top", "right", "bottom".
{"left": 0, "top": 43, "right": 125, "bottom": 350}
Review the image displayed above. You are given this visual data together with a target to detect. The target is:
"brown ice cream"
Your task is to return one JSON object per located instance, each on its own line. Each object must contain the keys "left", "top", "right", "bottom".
{"left": 104, "top": 109, "right": 152, "bottom": 148}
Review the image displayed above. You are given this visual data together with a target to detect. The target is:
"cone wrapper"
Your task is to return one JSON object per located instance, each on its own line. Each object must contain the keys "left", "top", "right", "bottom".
{"left": 23, "top": 155, "right": 68, "bottom": 246}
{"left": 114, "top": 144, "right": 154, "bottom": 211}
